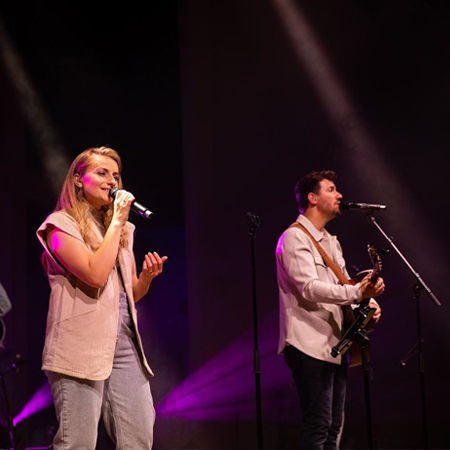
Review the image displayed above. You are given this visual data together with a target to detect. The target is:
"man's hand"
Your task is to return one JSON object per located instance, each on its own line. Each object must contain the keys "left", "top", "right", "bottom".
{"left": 359, "top": 273, "right": 385, "bottom": 333}
{"left": 366, "top": 299, "right": 382, "bottom": 333}
{"left": 360, "top": 274, "right": 385, "bottom": 299}
{"left": 369, "top": 299, "right": 382, "bottom": 324}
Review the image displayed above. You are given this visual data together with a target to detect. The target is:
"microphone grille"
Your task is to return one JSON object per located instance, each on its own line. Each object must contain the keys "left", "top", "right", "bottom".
{"left": 109, "top": 187, "right": 119, "bottom": 198}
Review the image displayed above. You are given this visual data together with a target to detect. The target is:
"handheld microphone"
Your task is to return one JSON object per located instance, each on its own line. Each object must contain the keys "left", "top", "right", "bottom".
{"left": 109, "top": 188, "right": 153, "bottom": 219}
{"left": 340, "top": 201, "right": 387, "bottom": 212}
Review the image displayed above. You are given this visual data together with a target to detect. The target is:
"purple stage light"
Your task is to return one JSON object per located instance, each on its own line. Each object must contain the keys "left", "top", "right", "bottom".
{"left": 13, "top": 381, "right": 53, "bottom": 426}
{"left": 156, "top": 312, "right": 295, "bottom": 421}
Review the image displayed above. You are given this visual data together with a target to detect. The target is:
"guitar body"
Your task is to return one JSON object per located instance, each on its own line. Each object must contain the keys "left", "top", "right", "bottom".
{"left": 290, "top": 223, "right": 384, "bottom": 367}
{"left": 345, "top": 302, "right": 375, "bottom": 367}
{"left": 342, "top": 297, "right": 375, "bottom": 367}
{"left": 341, "top": 245, "right": 382, "bottom": 367}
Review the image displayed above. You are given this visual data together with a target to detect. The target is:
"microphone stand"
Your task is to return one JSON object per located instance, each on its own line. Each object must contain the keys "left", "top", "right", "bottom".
{"left": 365, "top": 211, "right": 441, "bottom": 449}
{"left": 0, "top": 368, "right": 15, "bottom": 450}
{"left": 361, "top": 338, "right": 375, "bottom": 450}
{"left": 0, "top": 352, "right": 25, "bottom": 450}
{"left": 246, "top": 212, "right": 263, "bottom": 450}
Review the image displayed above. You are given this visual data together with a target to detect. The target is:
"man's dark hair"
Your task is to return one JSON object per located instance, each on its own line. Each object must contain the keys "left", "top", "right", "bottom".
{"left": 294, "top": 170, "right": 337, "bottom": 213}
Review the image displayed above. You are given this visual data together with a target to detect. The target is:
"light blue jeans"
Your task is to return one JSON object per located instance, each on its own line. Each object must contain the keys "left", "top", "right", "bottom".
{"left": 47, "top": 292, "right": 155, "bottom": 450}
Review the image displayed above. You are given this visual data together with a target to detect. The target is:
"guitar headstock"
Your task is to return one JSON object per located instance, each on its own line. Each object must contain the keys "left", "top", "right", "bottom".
{"left": 367, "top": 244, "right": 382, "bottom": 283}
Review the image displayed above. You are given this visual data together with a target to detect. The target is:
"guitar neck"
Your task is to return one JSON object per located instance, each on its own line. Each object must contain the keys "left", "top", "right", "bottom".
{"left": 359, "top": 298, "right": 371, "bottom": 308}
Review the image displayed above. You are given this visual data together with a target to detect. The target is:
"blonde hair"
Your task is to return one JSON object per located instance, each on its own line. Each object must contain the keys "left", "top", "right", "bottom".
{"left": 55, "top": 146, "right": 129, "bottom": 251}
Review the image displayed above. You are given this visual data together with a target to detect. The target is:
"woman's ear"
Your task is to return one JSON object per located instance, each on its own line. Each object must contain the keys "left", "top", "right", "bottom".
{"left": 74, "top": 174, "right": 83, "bottom": 188}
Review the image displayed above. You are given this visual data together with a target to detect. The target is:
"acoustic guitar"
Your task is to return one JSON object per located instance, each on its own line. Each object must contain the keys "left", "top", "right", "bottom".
{"left": 332, "top": 245, "right": 384, "bottom": 366}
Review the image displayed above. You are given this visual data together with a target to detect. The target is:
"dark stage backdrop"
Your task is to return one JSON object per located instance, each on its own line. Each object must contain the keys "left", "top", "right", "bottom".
{"left": 180, "top": 0, "right": 450, "bottom": 449}
{"left": 0, "top": 3, "right": 188, "bottom": 449}
{"left": 0, "top": 0, "right": 449, "bottom": 449}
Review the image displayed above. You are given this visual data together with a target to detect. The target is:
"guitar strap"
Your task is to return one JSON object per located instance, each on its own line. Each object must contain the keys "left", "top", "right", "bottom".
{"left": 289, "top": 222, "right": 356, "bottom": 330}
{"left": 290, "top": 222, "right": 350, "bottom": 285}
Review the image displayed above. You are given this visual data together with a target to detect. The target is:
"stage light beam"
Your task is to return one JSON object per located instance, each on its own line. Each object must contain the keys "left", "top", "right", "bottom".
{"left": 156, "top": 313, "right": 295, "bottom": 421}
{"left": 0, "top": 15, "right": 69, "bottom": 193}
{"left": 13, "top": 382, "right": 53, "bottom": 427}
{"left": 270, "top": 0, "right": 446, "bottom": 285}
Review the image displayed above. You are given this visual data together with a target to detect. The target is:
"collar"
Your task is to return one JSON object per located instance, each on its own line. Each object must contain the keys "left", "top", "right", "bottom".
{"left": 296, "top": 214, "right": 329, "bottom": 242}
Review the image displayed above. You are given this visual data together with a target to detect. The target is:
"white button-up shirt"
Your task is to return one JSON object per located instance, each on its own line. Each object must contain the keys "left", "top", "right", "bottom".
{"left": 276, "top": 214, "right": 362, "bottom": 364}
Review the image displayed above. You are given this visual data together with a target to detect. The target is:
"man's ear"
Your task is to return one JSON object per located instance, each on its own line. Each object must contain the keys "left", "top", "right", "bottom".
{"left": 74, "top": 174, "right": 83, "bottom": 188}
{"left": 308, "top": 192, "right": 317, "bottom": 205}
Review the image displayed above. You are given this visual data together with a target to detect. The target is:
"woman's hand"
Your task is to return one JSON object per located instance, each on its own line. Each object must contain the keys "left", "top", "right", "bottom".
{"left": 46, "top": 191, "right": 136, "bottom": 289}
{"left": 139, "top": 252, "right": 168, "bottom": 284}
{"left": 132, "top": 251, "right": 168, "bottom": 302}
{"left": 112, "top": 190, "right": 135, "bottom": 227}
